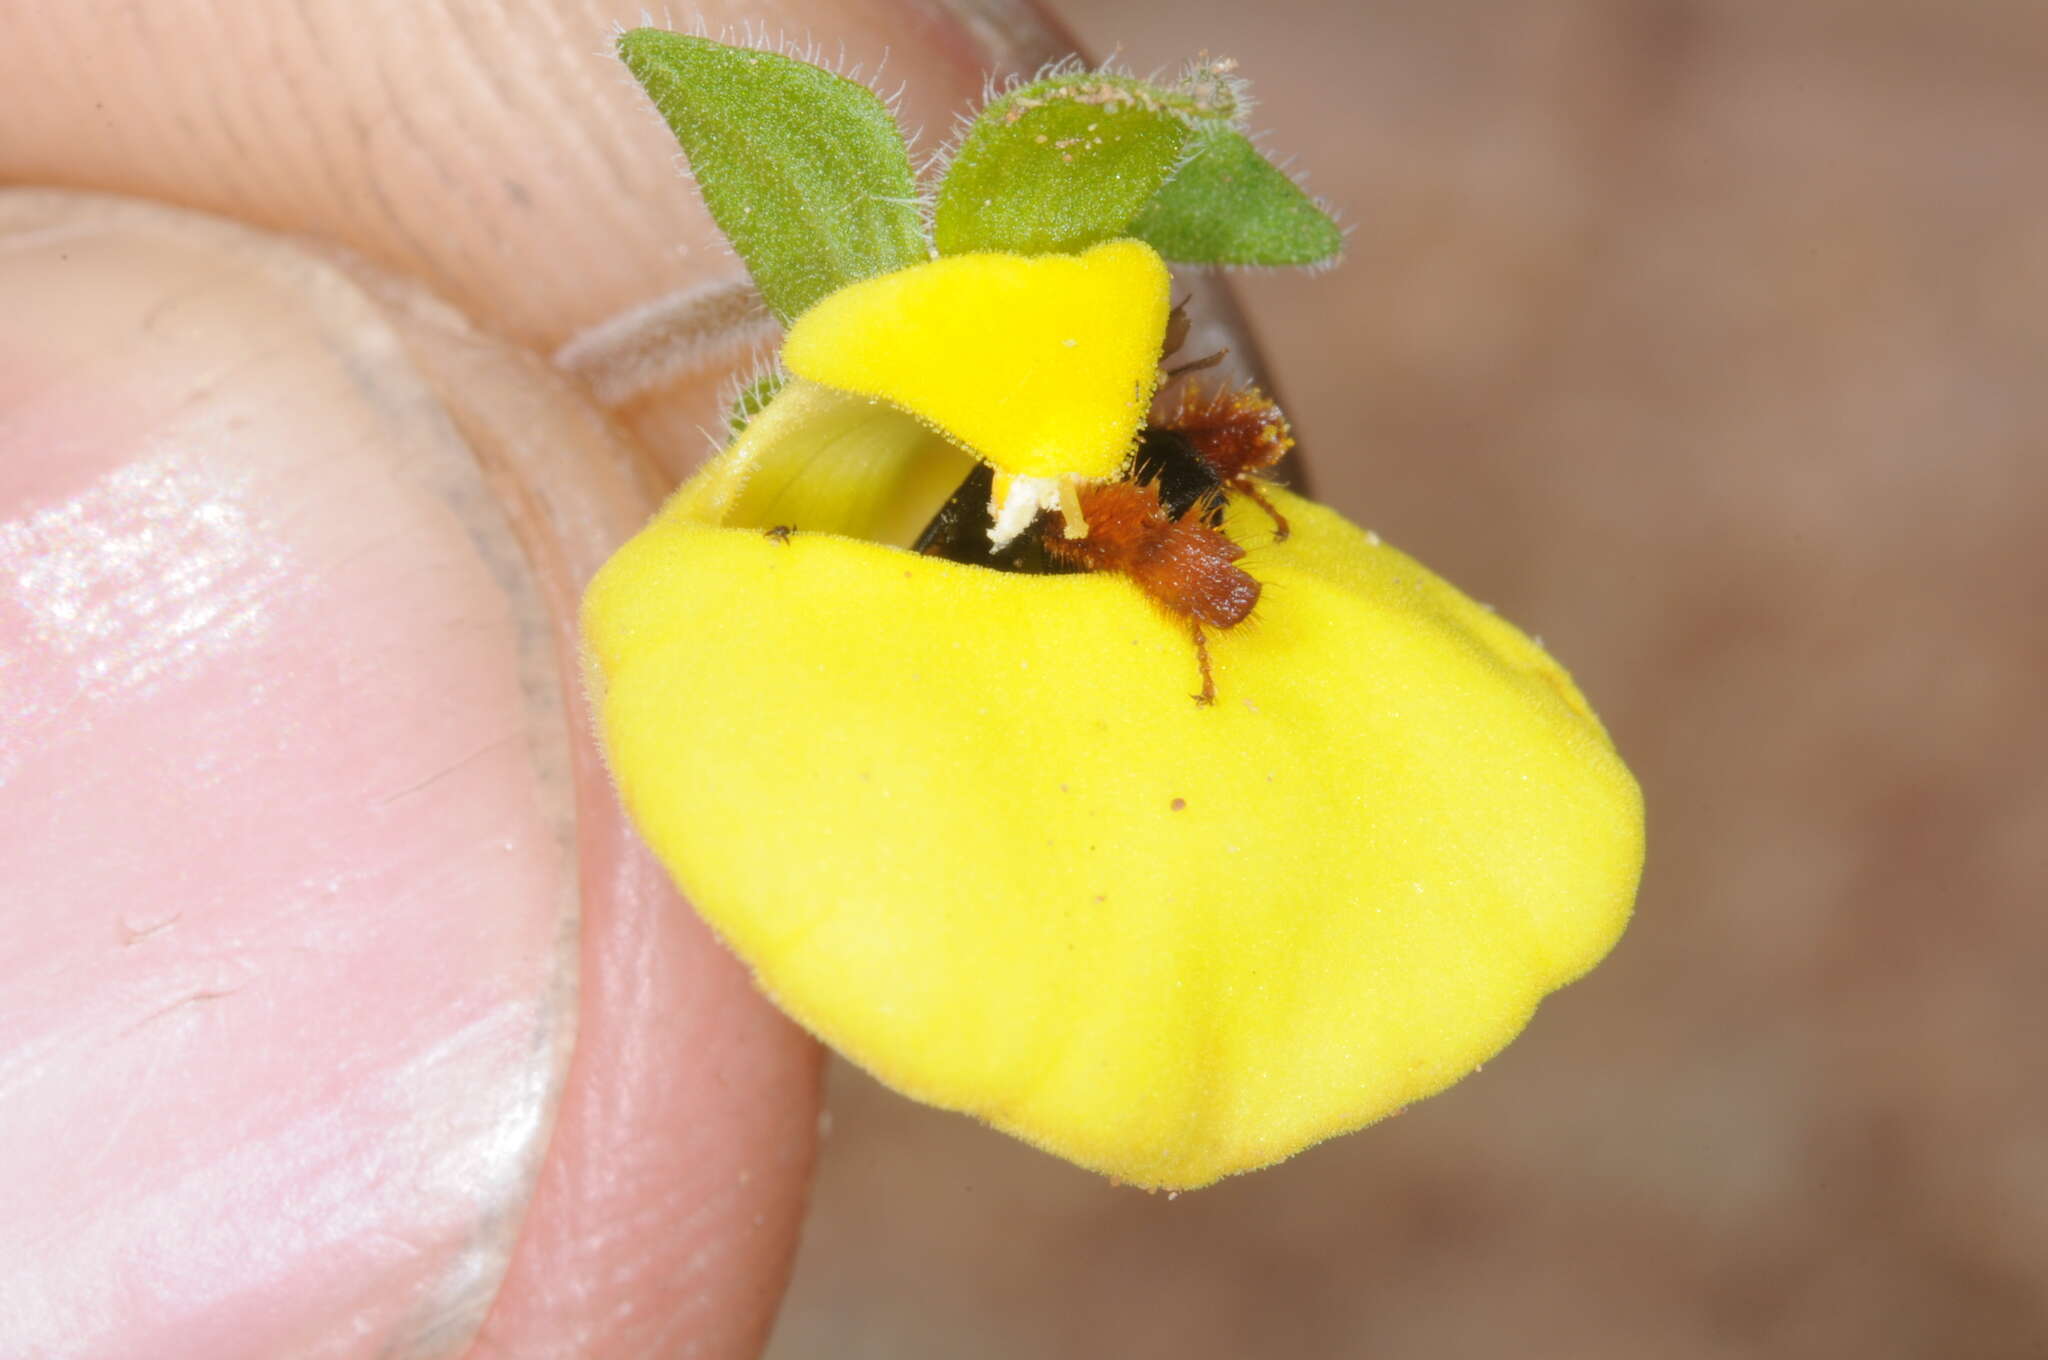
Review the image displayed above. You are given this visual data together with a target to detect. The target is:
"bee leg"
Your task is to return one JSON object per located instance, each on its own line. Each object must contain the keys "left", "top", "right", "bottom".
{"left": 1233, "top": 480, "right": 1290, "bottom": 541}
{"left": 1190, "top": 621, "right": 1217, "bottom": 707}
{"left": 1165, "top": 347, "right": 1229, "bottom": 380}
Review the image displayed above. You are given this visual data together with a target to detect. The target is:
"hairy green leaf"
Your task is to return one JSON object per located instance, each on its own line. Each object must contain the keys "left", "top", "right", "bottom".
{"left": 1133, "top": 128, "right": 1343, "bottom": 267}
{"left": 934, "top": 73, "right": 1195, "bottom": 256}
{"left": 619, "top": 30, "right": 928, "bottom": 321}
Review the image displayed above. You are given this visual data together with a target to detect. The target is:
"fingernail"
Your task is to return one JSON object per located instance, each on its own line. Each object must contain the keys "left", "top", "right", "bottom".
{"left": 0, "top": 190, "right": 580, "bottom": 1356}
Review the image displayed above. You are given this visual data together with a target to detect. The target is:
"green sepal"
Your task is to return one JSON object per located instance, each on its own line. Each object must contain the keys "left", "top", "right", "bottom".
{"left": 727, "top": 371, "right": 787, "bottom": 434}
{"left": 934, "top": 73, "right": 1199, "bottom": 257}
{"left": 1133, "top": 127, "right": 1343, "bottom": 267}
{"left": 619, "top": 30, "right": 928, "bottom": 321}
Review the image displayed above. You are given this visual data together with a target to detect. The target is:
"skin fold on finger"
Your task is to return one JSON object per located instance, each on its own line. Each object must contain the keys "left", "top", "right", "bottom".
{"left": 0, "top": 0, "right": 1272, "bottom": 485}
{"left": 0, "top": 190, "right": 816, "bottom": 1358}
{"left": 0, "top": 0, "right": 1029, "bottom": 482}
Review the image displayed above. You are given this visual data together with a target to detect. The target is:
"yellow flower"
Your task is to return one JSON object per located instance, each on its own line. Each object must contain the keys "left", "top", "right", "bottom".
{"left": 582, "top": 244, "right": 1643, "bottom": 1189}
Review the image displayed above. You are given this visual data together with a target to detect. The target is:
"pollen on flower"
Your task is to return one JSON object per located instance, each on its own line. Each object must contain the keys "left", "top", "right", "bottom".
{"left": 988, "top": 474, "right": 1070, "bottom": 550}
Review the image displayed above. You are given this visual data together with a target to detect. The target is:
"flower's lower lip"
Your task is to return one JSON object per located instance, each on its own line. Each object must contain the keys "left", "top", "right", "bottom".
{"left": 587, "top": 470, "right": 1643, "bottom": 1187}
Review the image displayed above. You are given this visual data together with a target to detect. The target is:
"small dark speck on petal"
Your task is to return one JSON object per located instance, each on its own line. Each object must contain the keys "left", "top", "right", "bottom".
{"left": 1169, "top": 797, "right": 1186, "bottom": 811}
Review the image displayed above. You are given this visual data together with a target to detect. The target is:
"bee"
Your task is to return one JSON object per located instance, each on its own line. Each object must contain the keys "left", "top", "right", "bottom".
{"left": 913, "top": 305, "right": 1295, "bottom": 705}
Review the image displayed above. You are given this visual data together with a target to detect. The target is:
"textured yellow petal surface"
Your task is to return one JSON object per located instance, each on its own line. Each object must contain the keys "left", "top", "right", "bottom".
{"left": 671, "top": 377, "right": 973, "bottom": 545}
{"left": 583, "top": 486, "right": 1643, "bottom": 1189}
{"left": 780, "top": 241, "right": 1171, "bottom": 480}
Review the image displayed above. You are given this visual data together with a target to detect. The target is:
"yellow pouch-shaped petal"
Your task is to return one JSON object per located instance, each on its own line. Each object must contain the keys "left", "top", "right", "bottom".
{"left": 583, "top": 443, "right": 1643, "bottom": 1188}
{"left": 670, "top": 376, "right": 974, "bottom": 546}
{"left": 780, "top": 240, "right": 1171, "bottom": 481}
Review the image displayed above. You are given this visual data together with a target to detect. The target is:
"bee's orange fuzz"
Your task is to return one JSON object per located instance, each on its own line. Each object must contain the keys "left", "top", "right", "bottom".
{"left": 1160, "top": 382, "right": 1295, "bottom": 481}
{"left": 1048, "top": 482, "right": 1260, "bottom": 629}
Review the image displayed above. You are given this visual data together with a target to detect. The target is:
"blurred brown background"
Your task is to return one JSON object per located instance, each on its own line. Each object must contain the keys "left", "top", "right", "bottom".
{"left": 765, "top": 2, "right": 2048, "bottom": 1357}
